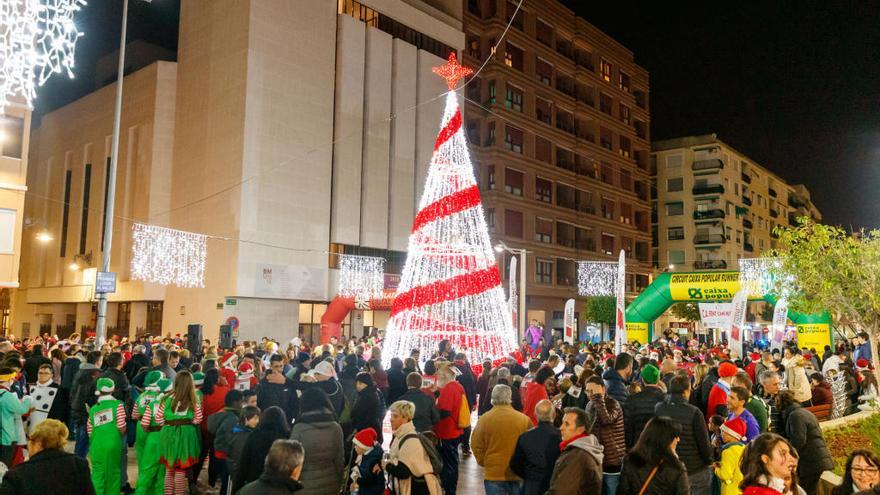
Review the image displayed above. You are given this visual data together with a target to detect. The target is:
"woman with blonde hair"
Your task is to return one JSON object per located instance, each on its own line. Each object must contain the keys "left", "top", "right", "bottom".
{"left": 157, "top": 371, "right": 203, "bottom": 495}
{"left": 385, "top": 400, "right": 442, "bottom": 495}
{"left": 0, "top": 419, "right": 95, "bottom": 494}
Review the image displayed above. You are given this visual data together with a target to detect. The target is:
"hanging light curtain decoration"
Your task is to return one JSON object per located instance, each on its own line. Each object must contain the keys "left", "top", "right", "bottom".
{"left": 130, "top": 223, "right": 207, "bottom": 288}
{"left": 577, "top": 261, "right": 618, "bottom": 296}
{"left": 337, "top": 254, "right": 385, "bottom": 301}
{"left": 1, "top": 0, "right": 86, "bottom": 109}
{"left": 738, "top": 257, "right": 785, "bottom": 297}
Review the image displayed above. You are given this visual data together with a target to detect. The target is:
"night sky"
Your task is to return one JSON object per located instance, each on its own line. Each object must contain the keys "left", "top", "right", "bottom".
{"left": 36, "top": 1, "right": 880, "bottom": 229}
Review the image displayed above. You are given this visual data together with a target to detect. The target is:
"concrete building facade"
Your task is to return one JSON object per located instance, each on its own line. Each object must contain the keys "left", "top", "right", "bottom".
{"left": 462, "top": 0, "right": 654, "bottom": 332}
{"left": 14, "top": 0, "right": 464, "bottom": 343}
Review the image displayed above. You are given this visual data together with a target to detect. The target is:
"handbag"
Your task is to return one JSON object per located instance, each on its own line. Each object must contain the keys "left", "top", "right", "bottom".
{"left": 637, "top": 460, "right": 663, "bottom": 495}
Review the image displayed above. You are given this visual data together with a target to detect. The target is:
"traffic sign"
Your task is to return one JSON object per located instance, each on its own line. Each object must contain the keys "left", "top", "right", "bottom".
{"left": 95, "top": 272, "right": 117, "bottom": 294}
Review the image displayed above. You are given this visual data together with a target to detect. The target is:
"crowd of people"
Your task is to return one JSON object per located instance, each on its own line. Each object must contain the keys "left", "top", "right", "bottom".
{"left": 0, "top": 329, "right": 873, "bottom": 495}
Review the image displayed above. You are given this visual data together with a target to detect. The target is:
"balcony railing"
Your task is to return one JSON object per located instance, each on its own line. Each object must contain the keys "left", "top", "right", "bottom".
{"left": 744, "top": 242, "right": 754, "bottom": 252}
{"left": 742, "top": 196, "right": 753, "bottom": 206}
{"left": 557, "top": 238, "right": 575, "bottom": 248}
{"left": 743, "top": 218, "right": 753, "bottom": 229}
{"left": 692, "top": 159, "right": 723, "bottom": 171}
{"left": 692, "top": 184, "right": 724, "bottom": 195}
{"left": 693, "top": 209, "right": 725, "bottom": 220}
{"left": 769, "top": 209, "right": 779, "bottom": 218}
{"left": 694, "top": 234, "right": 726, "bottom": 245}
{"left": 741, "top": 173, "right": 752, "bottom": 184}
{"left": 694, "top": 259, "right": 728, "bottom": 270}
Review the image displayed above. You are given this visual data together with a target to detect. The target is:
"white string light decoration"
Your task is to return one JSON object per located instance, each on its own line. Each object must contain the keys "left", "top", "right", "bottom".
{"left": 130, "top": 223, "right": 207, "bottom": 288}
{"left": 577, "top": 261, "right": 618, "bottom": 296}
{"left": 337, "top": 254, "right": 385, "bottom": 301}
{"left": 738, "top": 257, "right": 784, "bottom": 297}
{"left": 0, "top": 0, "right": 85, "bottom": 109}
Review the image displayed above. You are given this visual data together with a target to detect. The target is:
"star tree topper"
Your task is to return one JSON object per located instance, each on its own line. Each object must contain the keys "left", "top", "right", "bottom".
{"left": 432, "top": 52, "right": 472, "bottom": 90}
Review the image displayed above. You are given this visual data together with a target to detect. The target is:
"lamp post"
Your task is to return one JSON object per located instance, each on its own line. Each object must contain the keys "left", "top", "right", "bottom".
{"left": 495, "top": 241, "right": 528, "bottom": 340}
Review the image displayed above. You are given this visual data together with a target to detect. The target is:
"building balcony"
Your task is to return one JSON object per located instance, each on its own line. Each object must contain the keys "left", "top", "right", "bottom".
{"left": 789, "top": 196, "right": 805, "bottom": 208}
{"left": 743, "top": 218, "right": 753, "bottom": 229}
{"left": 769, "top": 188, "right": 777, "bottom": 198}
{"left": 769, "top": 209, "right": 779, "bottom": 218}
{"left": 744, "top": 242, "right": 754, "bottom": 252}
{"left": 557, "top": 238, "right": 575, "bottom": 248}
{"left": 694, "top": 259, "right": 728, "bottom": 270}
{"left": 694, "top": 234, "right": 726, "bottom": 245}
{"left": 741, "top": 173, "right": 752, "bottom": 184}
{"left": 742, "top": 195, "right": 753, "bottom": 206}
{"left": 692, "top": 159, "right": 723, "bottom": 171}
{"left": 693, "top": 209, "right": 725, "bottom": 220}
{"left": 692, "top": 184, "right": 724, "bottom": 195}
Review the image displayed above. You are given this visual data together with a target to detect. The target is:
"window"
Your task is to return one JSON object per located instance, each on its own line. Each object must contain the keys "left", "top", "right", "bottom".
{"left": 601, "top": 197, "right": 615, "bottom": 220}
{"left": 0, "top": 209, "right": 14, "bottom": 253}
{"left": 535, "top": 97, "right": 552, "bottom": 124}
{"left": 505, "top": 84, "right": 523, "bottom": 112}
{"left": 634, "top": 119, "right": 647, "bottom": 139}
{"left": 556, "top": 39, "right": 573, "bottom": 59}
{"left": 535, "top": 136, "right": 551, "bottom": 163}
{"left": 599, "top": 127, "right": 613, "bottom": 150}
{"left": 619, "top": 104, "right": 631, "bottom": 125}
{"left": 618, "top": 136, "right": 631, "bottom": 158}
{"left": 666, "top": 202, "right": 684, "bottom": 216}
{"left": 536, "top": 19, "right": 553, "bottom": 46}
{"left": 504, "top": 126, "right": 523, "bottom": 153}
{"left": 620, "top": 203, "right": 632, "bottom": 225}
{"left": 600, "top": 59, "right": 612, "bottom": 82}
{"left": 340, "top": 1, "right": 455, "bottom": 60}
{"left": 487, "top": 121, "right": 495, "bottom": 145}
{"left": 622, "top": 237, "right": 633, "bottom": 258}
{"left": 555, "top": 109, "right": 573, "bottom": 134}
{"left": 504, "top": 43, "right": 524, "bottom": 71}
{"left": 667, "top": 227, "right": 685, "bottom": 240}
{"left": 556, "top": 259, "right": 576, "bottom": 286}
{"left": 666, "top": 154, "right": 682, "bottom": 169}
{"left": 599, "top": 93, "right": 613, "bottom": 114}
{"left": 504, "top": 168, "right": 523, "bottom": 196}
{"left": 576, "top": 189, "right": 593, "bottom": 213}
{"left": 601, "top": 233, "right": 615, "bottom": 255}
{"left": 0, "top": 116, "right": 24, "bottom": 159}
{"left": 618, "top": 70, "right": 631, "bottom": 92}
{"left": 634, "top": 89, "right": 647, "bottom": 109}
{"left": 535, "top": 217, "right": 552, "bottom": 243}
{"left": 736, "top": 229, "right": 742, "bottom": 244}
{"left": 79, "top": 163, "right": 92, "bottom": 254}
{"left": 505, "top": 209, "right": 523, "bottom": 238}
{"left": 60, "top": 170, "right": 72, "bottom": 257}
{"left": 466, "top": 33, "right": 480, "bottom": 58}
{"left": 487, "top": 165, "right": 495, "bottom": 190}
{"left": 506, "top": 0, "right": 523, "bottom": 30}
{"left": 619, "top": 169, "right": 632, "bottom": 191}
{"left": 486, "top": 208, "right": 495, "bottom": 229}
{"left": 600, "top": 164, "right": 614, "bottom": 184}
{"left": 466, "top": 120, "right": 480, "bottom": 144}
{"left": 467, "top": 0, "right": 481, "bottom": 16}
{"left": 535, "top": 58, "right": 553, "bottom": 85}
{"left": 667, "top": 250, "right": 685, "bottom": 265}
{"left": 536, "top": 259, "right": 553, "bottom": 284}
{"left": 487, "top": 80, "right": 496, "bottom": 104}
{"left": 667, "top": 178, "right": 683, "bottom": 192}
{"left": 146, "top": 302, "right": 164, "bottom": 336}
{"left": 535, "top": 177, "right": 552, "bottom": 203}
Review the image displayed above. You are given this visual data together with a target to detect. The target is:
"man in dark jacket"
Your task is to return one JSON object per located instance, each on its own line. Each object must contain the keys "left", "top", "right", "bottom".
{"left": 23, "top": 344, "right": 50, "bottom": 385}
{"left": 397, "top": 373, "right": 439, "bottom": 432}
{"left": 623, "top": 364, "right": 665, "bottom": 448}
{"left": 454, "top": 354, "right": 477, "bottom": 456}
{"left": 778, "top": 390, "right": 835, "bottom": 495}
{"left": 208, "top": 390, "right": 243, "bottom": 495}
{"left": 545, "top": 407, "right": 603, "bottom": 495}
{"left": 699, "top": 365, "right": 720, "bottom": 414}
{"left": 258, "top": 355, "right": 299, "bottom": 420}
{"left": 654, "top": 375, "right": 713, "bottom": 495}
{"left": 510, "top": 399, "right": 561, "bottom": 495}
{"left": 602, "top": 353, "right": 632, "bottom": 406}
{"left": 70, "top": 350, "right": 103, "bottom": 458}
{"left": 237, "top": 439, "right": 304, "bottom": 495}
{"left": 122, "top": 345, "right": 150, "bottom": 382}
{"left": 584, "top": 375, "right": 625, "bottom": 495}
{"left": 0, "top": 435, "right": 97, "bottom": 495}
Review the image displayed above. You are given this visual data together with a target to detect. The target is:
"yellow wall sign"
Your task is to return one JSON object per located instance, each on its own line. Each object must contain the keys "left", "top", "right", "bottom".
{"left": 795, "top": 323, "right": 831, "bottom": 350}
{"left": 669, "top": 272, "right": 762, "bottom": 301}
{"left": 626, "top": 322, "right": 649, "bottom": 345}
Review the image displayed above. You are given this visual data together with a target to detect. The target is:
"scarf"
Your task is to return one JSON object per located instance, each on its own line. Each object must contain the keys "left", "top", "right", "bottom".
{"left": 560, "top": 433, "right": 588, "bottom": 452}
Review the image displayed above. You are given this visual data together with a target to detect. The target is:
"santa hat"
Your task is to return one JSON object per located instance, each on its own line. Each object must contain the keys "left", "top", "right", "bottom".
{"left": 95, "top": 377, "right": 116, "bottom": 395}
{"left": 718, "top": 362, "right": 738, "bottom": 378}
{"left": 238, "top": 362, "right": 255, "bottom": 375}
{"left": 353, "top": 428, "right": 377, "bottom": 451}
{"left": 857, "top": 358, "right": 871, "bottom": 370}
{"left": 192, "top": 372, "right": 205, "bottom": 386}
{"left": 156, "top": 378, "right": 173, "bottom": 393}
{"left": 749, "top": 353, "right": 761, "bottom": 362}
{"left": 720, "top": 417, "right": 747, "bottom": 442}
{"left": 221, "top": 352, "right": 237, "bottom": 368}
{"left": 144, "top": 370, "right": 164, "bottom": 390}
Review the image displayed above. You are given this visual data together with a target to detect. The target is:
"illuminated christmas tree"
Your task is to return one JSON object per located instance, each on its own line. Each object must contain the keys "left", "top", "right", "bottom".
{"left": 382, "top": 53, "right": 518, "bottom": 366}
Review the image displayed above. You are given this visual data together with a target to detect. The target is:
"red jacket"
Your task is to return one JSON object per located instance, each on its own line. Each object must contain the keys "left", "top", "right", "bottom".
{"left": 745, "top": 361, "right": 757, "bottom": 382}
{"left": 201, "top": 385, "right": 230, "bottom": 433}
{"left": 522, "top": 381, "right": 549, "bottom": 426}
{"left": 742, "top": 486, "right": 783, "bottom": 495}
{"left": 434, "top": 380, "right": 465, "bottom": 440}
{"left": 706, "top": 381, "right": 729, "bottom": 420}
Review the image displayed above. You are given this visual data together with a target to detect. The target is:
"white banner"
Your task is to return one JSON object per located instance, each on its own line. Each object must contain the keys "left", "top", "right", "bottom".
{"left": 509, "top": 255, "right": 518, "bottom": 331}
{"left": 564, "top": 298, "right": 575, "bottom": 345}
{"left": 615, "top": 250, "right": 627, "bottom": 353}
{"left": 699, "top": 302, "right": 733, "bottom": 330}
{"left": 729, "top": 290, "right": 748, "bottom": 358}
{"left": 771, "top": 299, "right": 789, "bottom": 350}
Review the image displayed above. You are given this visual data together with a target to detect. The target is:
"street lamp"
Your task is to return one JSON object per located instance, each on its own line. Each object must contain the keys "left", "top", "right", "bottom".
{"left": 494, "top": 241, "right": 528, "bottom": 340}
{"left": 668, "top": 264, "right": 675, "bottom": 271}
{"left": 35, "top": 231, "right": 53, "bottom": 243}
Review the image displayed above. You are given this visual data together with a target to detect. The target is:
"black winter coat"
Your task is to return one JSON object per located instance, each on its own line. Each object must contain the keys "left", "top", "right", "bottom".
{"left": 122, "top": 354, "right": 150, "bottom": 382}
{"left": 653, "top": 394, "right": 712, "bottom": 475}
{"left": 233, "top": 427, "right": 290, "bottom": 494}
{"left": 509, "top": 421, "right": 561, "bottom": 495}
{"left": 69, "top": 364, "right": 101, "bottom": 425}
{"left": 602, "top": 368, "right": 629, "bottom": 406}
{"left": 257, "top": 376, "right": 300, "bottom": 421}
{"left": 351, "top": 385, "right": 385, "bottom": 443}
{"left": 623, "top": 386, "right": 665, "bottom": 448}
{"left": 455, "top": 363, "right": 478, "bottom": 408}
{"left": 236, "top": 473, "right": 303, "bottom": 495}
{"left": 617, "top": 453, "right": 690, "bottom": 495}
{"left": 781, "top": 403, "right": 834, "bottom": 479}
{"left": 100, "top": 368, "right": 131, "bottom": 407}
{"left": 699, "top": 368, "right": 720, "bottom": 414}
{"left": 60, "top": 357, "right": 81, "bottom": 391}
{"left": 398, "top": 388, "right": 440, "bottom": 433}
{"left": 0, "top": 448, "right": 95, "bottom": 495}
{"left": 386, "top": 367, "right": 407, "bottom": 405}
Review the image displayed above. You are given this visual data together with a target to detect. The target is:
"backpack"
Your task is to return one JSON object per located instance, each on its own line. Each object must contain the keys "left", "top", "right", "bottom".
{"left": 457, "top": 393, "right": 471, "bottom": 429}
{"left": 399, "top": 432, "right": 443, "bottom": 475}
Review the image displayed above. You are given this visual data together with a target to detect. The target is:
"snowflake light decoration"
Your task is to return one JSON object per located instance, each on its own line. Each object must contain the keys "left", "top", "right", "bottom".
{"left": 577, "top": 261, "right": 618, "bottom": 296}
{"left": 1, "top": 0, "right": 85, "bottom": 109}
{"left": 337, "top": 254, "right": 385, "bottom": 301}
{"left": 130, "top": 223, "right": 207, "bottom": 288}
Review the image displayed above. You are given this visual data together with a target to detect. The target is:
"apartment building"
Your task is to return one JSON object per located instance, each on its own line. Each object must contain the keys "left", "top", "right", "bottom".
{"left": 652, "top": 134, "right": 822, "bottom": 273}
{"left": 462, "top": 0, "right": 653, "bottom": 331}
{"left": 13, "top": 0, "right": 464, "bottom": 343}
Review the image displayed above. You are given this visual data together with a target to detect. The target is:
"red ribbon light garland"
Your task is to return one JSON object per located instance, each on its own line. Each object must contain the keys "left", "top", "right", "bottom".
{"left": 410, "top": 185, "right": 482, "bottom": 233}
{"left": 391, "top": 265, "right": 502, "bottom": 317}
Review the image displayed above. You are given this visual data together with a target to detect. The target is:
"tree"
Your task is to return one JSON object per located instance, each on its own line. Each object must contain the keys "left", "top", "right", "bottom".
{"left": 671, "top": 302, "right": 701, "bottom": 322}
{"left": 584, "top": 296, "right": 616, "bottom": 326}
{"left": 768, "top": 218, "right": 880, "bottom": 367}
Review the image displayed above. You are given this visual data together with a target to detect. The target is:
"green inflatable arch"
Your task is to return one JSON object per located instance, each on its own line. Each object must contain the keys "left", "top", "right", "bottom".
{"left": 624, "top": 271, "right": 832, "bottom": 349}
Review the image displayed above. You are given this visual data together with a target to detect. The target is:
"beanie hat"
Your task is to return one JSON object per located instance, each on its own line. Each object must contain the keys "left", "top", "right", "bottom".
{"left": 95, "top": 377, "right": 115, "bottom": 395}
{"left": 144, "top": 370, "right": 164, "bottom": 389}
{"left": 314, "top": 360, "right": 336, "bottom": 378}
{"left": 221, "top": 352, "right": 237, "bottom": 367}
{"left": 192, "top": 372, "right": 205, "bottom": 386}
{"left": 718, "top": 362, "right": 737, "bottom": 378}
{"left": 157, "top": 378, "right": 173, "bottom": 393}
{"left": 356, "top": 372, "right": 374, "bottom": 387}
{"left": 353, "top": 427, "right": 378, "bottom": 451}
{"left": 238, "top": 362, "right": 255, "bottom": 375}
{"left": 720, "top": 417, "right": 747, "bottom": 442}
{"left": 640, "top": 364, "right": 660, "bottom": 385}
{"left": 295, "top": 351, "right": 311, "bottom": 365}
